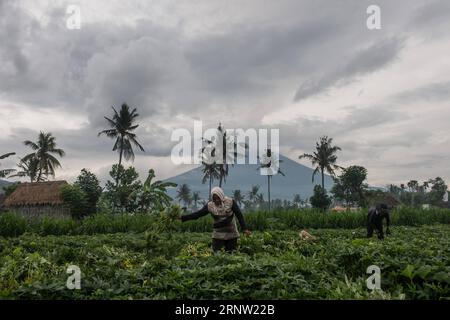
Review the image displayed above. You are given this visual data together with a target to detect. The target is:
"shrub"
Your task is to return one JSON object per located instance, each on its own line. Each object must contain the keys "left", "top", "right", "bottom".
{"left": 0, "top": 212, "right": 28, "bottom": 237}
{"left": 74, "top": 169, "right": 102, "bottom": 215}
{"left": 60, "top": 185, "right": 88, "bottom": 219}
{"left": 310, "top": 185, "right": 332, "bottom": 211}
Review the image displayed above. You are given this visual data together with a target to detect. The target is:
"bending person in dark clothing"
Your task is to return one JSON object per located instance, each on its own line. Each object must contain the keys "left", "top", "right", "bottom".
{"left": 180, "top": 187, "right": 251, "bottom": 252}
{"left": 367, "top": 203, "right": 391, "bottom": 240}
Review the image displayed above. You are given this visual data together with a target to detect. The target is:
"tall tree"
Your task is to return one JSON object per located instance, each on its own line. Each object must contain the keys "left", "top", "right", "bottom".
{"left": 407, "top": 180, "right": 419, "bottom": 207}
{"left": 176, "top": 184, "right": 192, "bottom": 207}
{"left": 192, "top": 191, "right": 201, "bottom": 210}
{"left": 299, "top": 136, "right": 342, "bottom": 189}
{"left": 75, "top": 169, "right": 103, "bottom": 214}
{"left": 258, "top": 148, "right": 285, "bottom": 212}
{"left": 202, "top": 163, "right": 221, "bottom": 199}
{"left": 0, "top": 152, "right": 16, "bottom": 178}
{"left": 256, "top": 193, "right": 264, "bottom": 207}
{"left": 105, "top": 165, "right": 141, "bottom": 213}
{"left": 247, "top": 185, "right": 260, "bottom": 205}
{"left": 232, "top": 189, "right": 244, "bottom": 206}
{"left": 293, "top": 194, "right": 302, "bottom": 208}
{"left": 22, "top": 132, "right": 65, "bottom": 181}
{"left": 202, "top": 123, "right": 247, "bottom": 187}
{"left": 428, "top": 177, "right": 448, "bottom": 206}
{"left": 331, "top": 165, "right": 368, "bottom": 208}
{"left": 407, "top": 180, "right": 419, "bottom": 193}
{"left": 98, "top": 103, "right": 145, "bottom": 185}
{"left": 388, "top": 184, "right": 401, "bottom": 196}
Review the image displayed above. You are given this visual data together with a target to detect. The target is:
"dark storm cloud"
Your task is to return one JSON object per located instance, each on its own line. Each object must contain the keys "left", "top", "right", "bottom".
{"left": 185, "top": 17, "right": 345, "bottom": 96}
{"left": 409, "top": 0, "right": 450, "bottom": 30}
{"left": 0, "top": 1, "right": 30, "bottom": 77}
{"left": 394, "top": 81, "right": 450, "bottom": 103}
{"left": 0, "top": 0, "right": 405, "bottom": 122}
{"left": 294, "top": 38, "right": 404, "bottom": 101}
{"left": 275, "top": 105, "right": 407, "bottom": 150}
{"left": 1, "top": 0, "right": 450, "bottom": 184}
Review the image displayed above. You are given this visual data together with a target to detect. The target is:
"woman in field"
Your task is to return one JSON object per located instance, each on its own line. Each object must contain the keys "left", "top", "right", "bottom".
{"left": 179, "top": 187, "right": 252, "bottom": 252}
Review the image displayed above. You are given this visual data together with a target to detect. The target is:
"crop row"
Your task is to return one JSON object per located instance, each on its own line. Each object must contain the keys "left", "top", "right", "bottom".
{"left": 0, "top": 225, "right": 449, "bottom": 299}
{"left": 1, "top": 207, "right": 450, "bottom": 237}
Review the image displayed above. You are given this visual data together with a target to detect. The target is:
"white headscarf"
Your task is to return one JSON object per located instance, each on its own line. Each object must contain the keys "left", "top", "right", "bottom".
{"left": 208, "top": 186, "right": 233, "bottom": 215}
{"left": 211, "top": 186, "right": 226, "bottom": 202}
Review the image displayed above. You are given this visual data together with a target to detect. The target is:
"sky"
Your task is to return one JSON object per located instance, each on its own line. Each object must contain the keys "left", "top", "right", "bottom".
{"left": 1, "top": 0, "right": 450, "bottom": 187}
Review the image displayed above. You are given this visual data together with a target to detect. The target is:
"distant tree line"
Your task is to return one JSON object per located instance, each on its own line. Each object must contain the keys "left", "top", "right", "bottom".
{"left": 1, "top": 102, "right": 448, "bottom": 216}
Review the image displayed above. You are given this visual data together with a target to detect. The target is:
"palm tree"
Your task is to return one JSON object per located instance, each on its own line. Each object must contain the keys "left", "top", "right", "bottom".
{"left": 192, "top": 192, "right": 201, "bottom": 209}
{"left": 407, "top": 180, "right": 419, "bottom": 193}
{"left": 257, "top": 148, "right": 285, "bottom": 212}
{"left": 232, "top": 189, "right": 244, "bottom": 206}
{"left": 299, "top": 136, "right": 342, "bottom": 189}
{"left": 293, "top": 194, "right": 302, "bottom": 208}
{"left": 201, "top": 153, "right": 221, "bottom": 199}
{"left": 202, "top": 123, "right": 247, "bottom": 187}
{"left": 400, "top": 184, "right": 406, "bottom": 194}
{"left": 22, "top": 132, "right": 65, "bottom": 181}
{"left": 0, "top": 152, "right": 16, "bottom": 178}
{"left": 98, "top": 103, "right": 145, "bottom": 185}
{"left": 407, "top": 180, "right": 419, "bottom": 207}
{"left": 247, "top": 185, "right": 260, "bottom": 206}
{"left": 176, "top": 184, "right": 192, "bottom": 207}
{"left": 9, "top": 157, "right": 43, "bottom": 182}
{"left": 256, "top": 193, "right": 264, "bottom": 208}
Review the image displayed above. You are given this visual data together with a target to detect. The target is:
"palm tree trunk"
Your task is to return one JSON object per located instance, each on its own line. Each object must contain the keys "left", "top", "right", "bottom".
{"left": 37, "top": 167, "right": 42, "bottom": 182}
{"left": 209, "top": 175, "right": 212, "bottom": 200}
{"left": 116, "top": 135, "right": 124, "bottom": 187}
{"left": 268, "top": 175, "right": 271, "bottom": 212}
{"left": 321, "top": 168, "right": 325, "bottom": 189}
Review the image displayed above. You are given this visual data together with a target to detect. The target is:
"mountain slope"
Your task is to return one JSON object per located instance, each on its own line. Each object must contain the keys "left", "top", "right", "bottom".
{"left": 165, "top": 154, "right": 334, "bottom": 201}
{"left": 0, "top": 179, "right": 13, "bottom": 194}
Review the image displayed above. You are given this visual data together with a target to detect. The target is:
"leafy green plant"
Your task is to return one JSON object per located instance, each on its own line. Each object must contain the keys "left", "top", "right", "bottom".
{"left": 1, "top": 225, "right": 449, "bottom": 299}
{"left": 131, "top": 169, "right": 177, "bottom": 212}
{"left": 75, "top": 169, "right": 102, "bottom": 215}
{"left": 309, "top": 185, "right": 332, "bottom": 211}
{"left": 60, "top": 184, "right": 88, "bottom": 219}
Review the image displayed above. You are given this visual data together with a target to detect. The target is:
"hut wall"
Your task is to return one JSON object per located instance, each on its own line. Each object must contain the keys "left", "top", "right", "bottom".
{"left": 11, "top": 205, "right": 71, "bottom": 218}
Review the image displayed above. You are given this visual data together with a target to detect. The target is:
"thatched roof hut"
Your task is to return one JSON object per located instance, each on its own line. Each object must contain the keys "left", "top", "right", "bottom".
{"left": 4, "top": 181, "right": 70, "bottom": 217}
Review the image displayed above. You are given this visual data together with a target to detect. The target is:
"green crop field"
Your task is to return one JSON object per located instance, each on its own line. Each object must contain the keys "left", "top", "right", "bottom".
{"left": 1, "top": 209, "right": 449, "bottom": 300}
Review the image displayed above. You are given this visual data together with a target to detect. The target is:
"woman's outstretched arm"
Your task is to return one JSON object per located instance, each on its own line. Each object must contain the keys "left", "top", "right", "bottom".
{"left": 180, "top": 204, "right": 209, "bottom": 222}
{"left": 232, "top": 200, "right": 248, "bottom": 231}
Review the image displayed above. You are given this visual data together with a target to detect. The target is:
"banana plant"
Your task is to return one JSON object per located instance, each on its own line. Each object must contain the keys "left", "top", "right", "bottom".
{"left": 131, "top": 169, "right": 177, "bottom": 212}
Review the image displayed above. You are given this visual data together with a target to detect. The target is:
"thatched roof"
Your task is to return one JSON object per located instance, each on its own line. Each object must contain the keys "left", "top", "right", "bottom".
{"left": 4, "top": 181, "right": 68, "bottom": 206}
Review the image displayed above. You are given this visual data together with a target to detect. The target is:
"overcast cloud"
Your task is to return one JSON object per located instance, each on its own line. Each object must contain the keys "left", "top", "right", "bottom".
{"left": 1, "top": 0, "right": 450, "bottom": 186}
